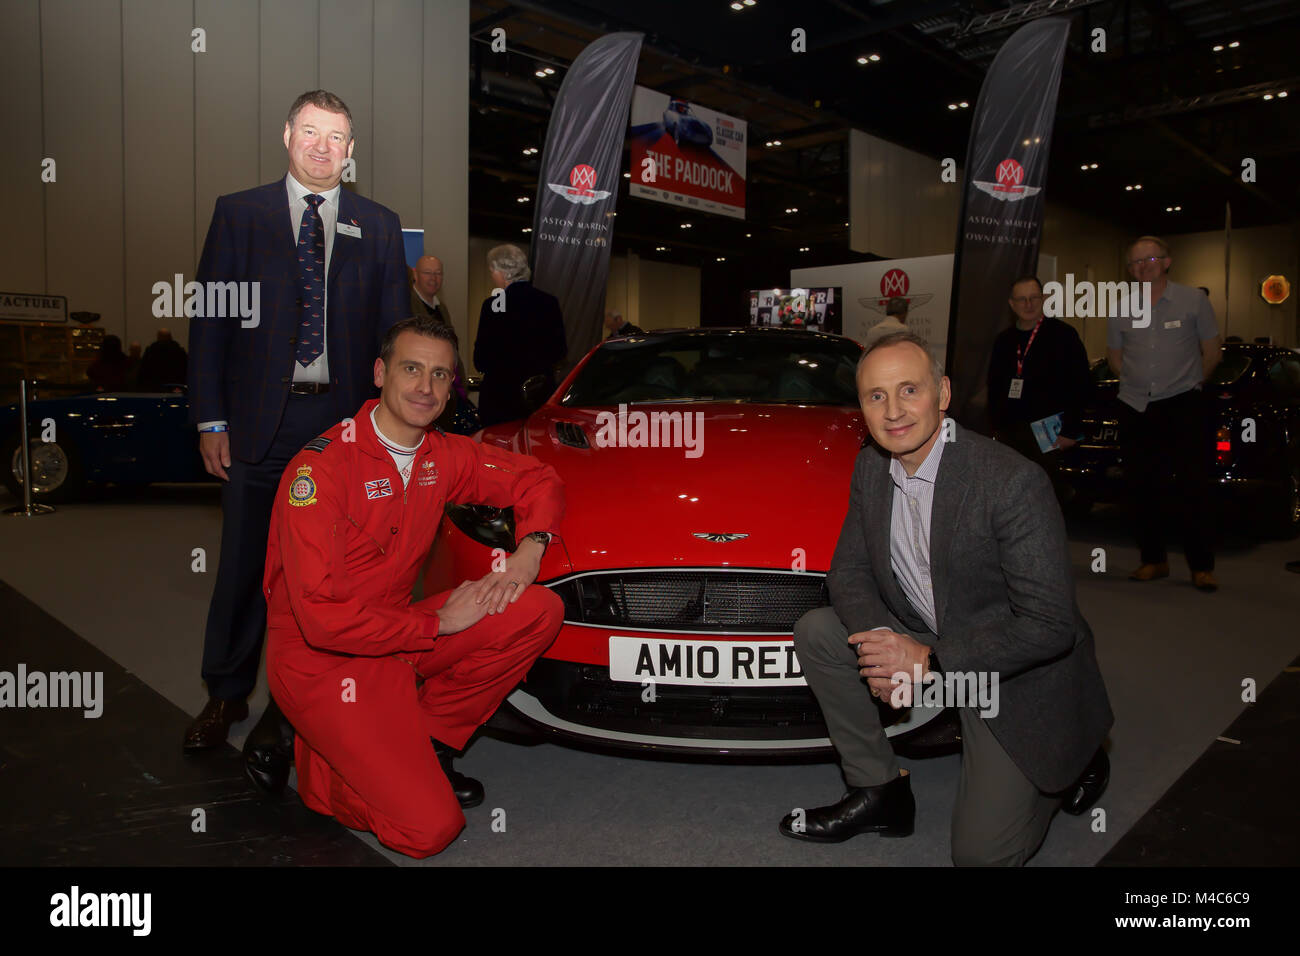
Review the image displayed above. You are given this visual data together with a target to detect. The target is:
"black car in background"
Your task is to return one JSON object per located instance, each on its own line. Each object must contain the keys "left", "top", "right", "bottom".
{"left": 1058, "top": 343, "right": 1300, "bottom": 537}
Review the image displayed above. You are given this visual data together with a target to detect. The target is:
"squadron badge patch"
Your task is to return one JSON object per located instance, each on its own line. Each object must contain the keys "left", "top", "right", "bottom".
{"left": 289, "top": 465, "right": 318, "bottom": 507}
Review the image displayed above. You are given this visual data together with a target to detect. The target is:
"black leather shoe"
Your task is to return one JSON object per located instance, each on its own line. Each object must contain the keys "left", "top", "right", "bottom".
{"left": 433, "top": 739, "right": 484, "bottom": 809}
{"left": 779, "top": 771, "right": 915, "bottom": 843}
{"left": 1061, "top": 747, "right": 1109, "bottom": 815}
{"left": 182, "top": 696, "right": 248, "bottom": 752}
{"left": 242, "top": 698, "right": 296, "bottom": 795}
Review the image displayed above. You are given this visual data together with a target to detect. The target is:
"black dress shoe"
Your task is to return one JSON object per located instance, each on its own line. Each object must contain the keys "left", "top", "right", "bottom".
{"left": 1061, "top": 747, "right": 1109, "bottom": 815}
{"left": 182, "top": 696, "right": 249, "bottom": 752}
{"left": 433, "top": 739, "right": 484, "bottom": 809}
{"left": 779, "top": 771, "right": 915, "bottom": 843}
{"left": 242, "top": 698, "right": 296, "bottom": 795}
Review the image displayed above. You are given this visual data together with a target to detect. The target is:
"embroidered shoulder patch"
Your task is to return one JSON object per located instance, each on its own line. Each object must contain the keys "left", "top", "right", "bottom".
{"left": 288, "top": 465, "right": 318, "bottom": 507}
{"left": 303, "top": 436, "right": 331, "bottom": 453}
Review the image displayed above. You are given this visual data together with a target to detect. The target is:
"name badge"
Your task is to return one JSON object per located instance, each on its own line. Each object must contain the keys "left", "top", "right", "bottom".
{"left": 1163, "top": 319, "right": 1181, "bottom": 329}
{"left": 337, "top": 222, "right": 362, "bottom": 238}
{"left": 1008, "top": 378, "right": 1024, "bottom": 399}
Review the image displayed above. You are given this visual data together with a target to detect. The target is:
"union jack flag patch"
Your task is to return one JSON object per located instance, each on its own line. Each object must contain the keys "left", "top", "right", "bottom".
{"left": 364, "top": 478, "right": 393, "bottom": 499}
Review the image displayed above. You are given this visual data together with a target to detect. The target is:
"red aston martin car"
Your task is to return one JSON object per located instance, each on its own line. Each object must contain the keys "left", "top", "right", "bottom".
{"left": 424, "top": 327, "right": 959, "bottom": 757}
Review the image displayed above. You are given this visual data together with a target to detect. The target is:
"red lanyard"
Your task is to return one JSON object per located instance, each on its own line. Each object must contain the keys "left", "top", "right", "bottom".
{"left": 1015, "top": 317, "right": 1043, "bottom": 377}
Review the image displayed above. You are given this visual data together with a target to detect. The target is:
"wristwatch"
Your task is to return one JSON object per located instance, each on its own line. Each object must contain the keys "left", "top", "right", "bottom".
{"left": 523, "top": 531, "right": 552, "bottom": 552}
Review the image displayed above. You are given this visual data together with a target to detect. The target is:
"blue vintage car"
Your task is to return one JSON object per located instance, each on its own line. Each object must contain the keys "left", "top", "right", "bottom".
{"left": 2, "top": 387, "right": 483, "bottom": 502}
{"left": 1, "top": 389, "right": 209, "bottom": 502}
{"left": 662, "top": 98, "right": 713, "bottom": 148}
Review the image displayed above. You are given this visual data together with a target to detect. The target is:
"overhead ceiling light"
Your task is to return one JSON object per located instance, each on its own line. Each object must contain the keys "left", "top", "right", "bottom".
{"left": 623, "top": 171, "right": 631, "bottom": 178}
{"left": 843, "top": 221, "right": 850, "bottom": 226}
{"left": 655, "top": 246, "right": 667, "bottom": 251}
{"left": 959, "top": 100, "right": 968, "bottom": 108}
{"left": 1229, "top": 40, "right": 1240, "bottom": 48}
{"left": 521, "top": 227, "right": 532, "bottom": 233}
{"left": 870, "top": 54, "right": 880, "bottom": 62}
{"left": 517, "top": 196, "right": 530, "bottom": 203}
{"left": 535, "top": 70, "right": 546, "bottom": 77}
{"left": 1279, "top": 91, "right": 1289, "bottom": 98}
{"left": 798, "top": 246, "right": 810, "bottom": 252}
{"left": 521, "top": 147, "right": 538, "bottom": 155}
{"left": 785, "top": 207, "right": 798, "bottom": 213}
{"left": 543, "top": 67, "right": 555, "bottom": 75}
{"left": 680, "top": 223, "right": 692, "bottom": 229}
{"left": 1165, "top": 205, "right": 1183, "bottom": 212}
{"left": 948, "top": 103, "right": 959, "bottom": 110}
{"left": 743, "top": 0, "right": 756, "bottom": 6}
{"left": 857, "top": 56, "right": 869, "bottom": 65}
{"left": 730, "top": 1, "right": 742, "bottom": 8}
{"left": 1090, "top": 163, "right": 1098, "bottom": 169}
{"left": 716, "top": 257, "right": 726, "bottom": 262}
{"left": 744, "top": 232, "right": 752, "bottom": 238}
{"left": 1263, "top": 93, "right": 1274, "bottom": 100}
{"left": 1213, "top": 44, "right": 1224, "bottom": 52}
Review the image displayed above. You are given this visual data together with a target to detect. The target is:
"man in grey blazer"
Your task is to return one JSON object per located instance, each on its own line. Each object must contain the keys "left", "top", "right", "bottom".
{"left": 780, "top": 332, "right": 1112, "bottom": 866}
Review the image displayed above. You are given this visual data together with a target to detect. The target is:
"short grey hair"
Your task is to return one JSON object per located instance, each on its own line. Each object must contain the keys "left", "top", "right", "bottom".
{"left": 857, "top": 331, "right": 944, "bottom": 387}
{"left": 487, "top": 243, "right": 531, "bottom": 283}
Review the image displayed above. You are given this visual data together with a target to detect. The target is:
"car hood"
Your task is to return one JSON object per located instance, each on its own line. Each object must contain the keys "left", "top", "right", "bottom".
{"left": 515, "top": 403, "right": 868, "bottom": 573}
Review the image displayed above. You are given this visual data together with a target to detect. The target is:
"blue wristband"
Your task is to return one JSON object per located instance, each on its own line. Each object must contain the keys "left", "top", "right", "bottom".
{"left": 199, "top": 424, "right": 228, "bottom": 433}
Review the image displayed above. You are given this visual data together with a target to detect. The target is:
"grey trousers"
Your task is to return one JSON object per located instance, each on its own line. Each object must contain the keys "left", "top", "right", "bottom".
{"left": 794, "top": 606, "right": 1060, "bottom": 866}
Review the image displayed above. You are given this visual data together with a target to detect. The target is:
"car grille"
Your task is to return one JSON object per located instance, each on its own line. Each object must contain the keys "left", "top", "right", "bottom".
{"left": 551, "top": 569, "right": 829, "bottom": 633}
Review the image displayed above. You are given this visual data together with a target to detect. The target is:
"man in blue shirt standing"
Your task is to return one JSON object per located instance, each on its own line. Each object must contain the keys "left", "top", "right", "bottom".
{"left": 1106, "top": 235, "right": 1222, "bottom": 591}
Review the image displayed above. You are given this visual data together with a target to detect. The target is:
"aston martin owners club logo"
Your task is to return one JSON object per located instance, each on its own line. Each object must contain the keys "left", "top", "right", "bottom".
{"left": 693, "top": 533, "right": 749, "bottom": 542}
{"left": 973, "top": 157, "right": 1043, "bottom": 202}
{"left": 858, "top": 269, "right": 934, "bottom": 313}
{"left": 546, "top": 163, "right": 613, "bottom": 205}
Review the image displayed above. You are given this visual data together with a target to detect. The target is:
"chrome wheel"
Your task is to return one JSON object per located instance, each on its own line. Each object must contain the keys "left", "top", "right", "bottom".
{"left": 11, "top": 440, "right": 69, "bottom": 494}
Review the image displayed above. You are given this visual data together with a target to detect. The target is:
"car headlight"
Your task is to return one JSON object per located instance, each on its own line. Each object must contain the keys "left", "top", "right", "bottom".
{"left": 445, "top": 503, "right": 516, "bottom": 551}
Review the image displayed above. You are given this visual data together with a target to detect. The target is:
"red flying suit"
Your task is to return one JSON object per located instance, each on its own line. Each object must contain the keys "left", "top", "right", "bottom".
{"left": 263, "top": 398, "right": 564, "bottom": 858}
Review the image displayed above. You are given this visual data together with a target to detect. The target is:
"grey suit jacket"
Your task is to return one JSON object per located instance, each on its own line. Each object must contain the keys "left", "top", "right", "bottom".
{"left": 827, "top": 419, "right": 1112, "bottom": 793}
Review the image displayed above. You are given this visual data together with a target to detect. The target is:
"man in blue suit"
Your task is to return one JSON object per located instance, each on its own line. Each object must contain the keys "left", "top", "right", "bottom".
{"left": 183, "top": 90, "right": 409, "bottom": 795}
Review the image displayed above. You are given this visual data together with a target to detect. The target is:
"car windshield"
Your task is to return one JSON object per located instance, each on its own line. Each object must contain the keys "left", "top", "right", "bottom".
{"left": 1209, "top": 352, "right": 1250, "bottom": 385}
{"left": 560, "top": 331, "right": 862, "bottom": 407}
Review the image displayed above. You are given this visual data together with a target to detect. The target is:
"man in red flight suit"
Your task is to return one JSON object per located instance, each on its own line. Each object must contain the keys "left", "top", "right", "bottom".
{"left": 263, "top": 315, "right": 564, "bottom": 858}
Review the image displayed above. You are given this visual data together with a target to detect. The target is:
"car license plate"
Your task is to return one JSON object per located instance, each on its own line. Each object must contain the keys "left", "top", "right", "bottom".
{"left": 608, "top": 636, "right": 807, "bottom": 687}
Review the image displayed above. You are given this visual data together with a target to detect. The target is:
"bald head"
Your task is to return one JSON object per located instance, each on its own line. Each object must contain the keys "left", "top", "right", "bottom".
{"left": 413, "top": 255, "right": 444, "bottom": 299}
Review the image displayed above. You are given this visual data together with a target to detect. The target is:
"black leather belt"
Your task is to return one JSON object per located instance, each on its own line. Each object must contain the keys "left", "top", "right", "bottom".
{"left": 289, "top": 382, "right": 330, "bottom": 395}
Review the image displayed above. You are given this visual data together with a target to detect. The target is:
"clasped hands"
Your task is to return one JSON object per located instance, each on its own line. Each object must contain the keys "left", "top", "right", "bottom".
{"left": 849, "top": 628, "right": 933, "bottom": 709}
{"left": 434, "top": 537, "right": 544, "bottom": 634}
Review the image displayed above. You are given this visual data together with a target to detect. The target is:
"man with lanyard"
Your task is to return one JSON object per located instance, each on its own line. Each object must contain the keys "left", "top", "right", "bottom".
{"left": 1107, "top": 236, "right": 1222, "bottom": 591}
{"left": 987, "top": 275, "right": 1092, "bottom": 495}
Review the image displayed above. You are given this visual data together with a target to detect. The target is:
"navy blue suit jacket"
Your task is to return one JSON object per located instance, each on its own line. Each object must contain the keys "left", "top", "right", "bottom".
{"left": 188, "top": 179, "right": 408, "bottom": 463}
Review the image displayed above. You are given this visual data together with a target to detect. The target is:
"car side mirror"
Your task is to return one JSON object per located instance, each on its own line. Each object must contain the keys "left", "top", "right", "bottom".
{"left": 520, "top": 375, "right": 549, "bottom": 415}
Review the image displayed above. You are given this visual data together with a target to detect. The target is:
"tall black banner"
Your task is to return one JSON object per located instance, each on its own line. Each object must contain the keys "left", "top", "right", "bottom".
{"left": 945, "top": 18, "right": 1070, "bottom": 431}
{"left": 530, "top": 32, "right": 643, "bottom": 369}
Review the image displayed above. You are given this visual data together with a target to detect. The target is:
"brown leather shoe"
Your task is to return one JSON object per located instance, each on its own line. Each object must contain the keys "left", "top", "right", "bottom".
{"left": 183, "top": 696, "right": 249, "bottom": 752}
{"left": 1192, "top": 571, "right": 1219, "bottom": 592}
{"left": 1129, "top": 562, "right": 1170, "bottom": 581}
